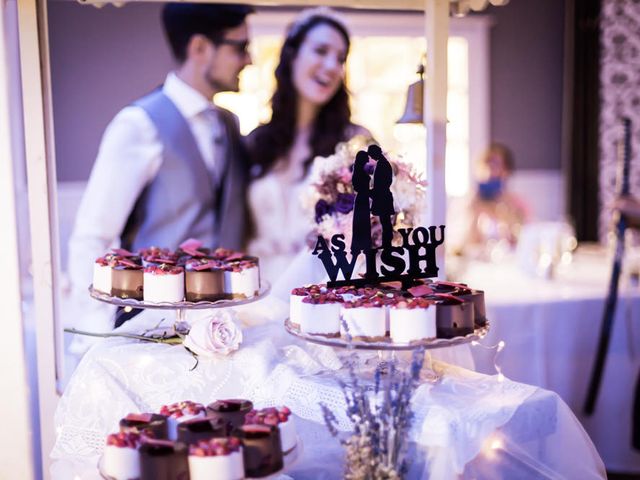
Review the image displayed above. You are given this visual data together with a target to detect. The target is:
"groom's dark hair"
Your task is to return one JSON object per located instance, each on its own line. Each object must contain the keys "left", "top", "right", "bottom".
{"left": 162, "top": 3, "right": 253, "bottom": 63}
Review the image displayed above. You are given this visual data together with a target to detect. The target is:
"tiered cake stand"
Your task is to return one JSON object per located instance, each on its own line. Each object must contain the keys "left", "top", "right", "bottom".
{"left": 88, "top": 282, "right": 271, "bottom": 328}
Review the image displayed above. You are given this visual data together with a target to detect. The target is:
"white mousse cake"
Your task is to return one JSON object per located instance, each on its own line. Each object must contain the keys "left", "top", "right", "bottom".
{"left": 389, "top": 297, "right": 436, "bottom": 343}
{"left": 93, "top": 256, "right": 113, "bottom": 294}
{"left": 188, "top": 437, "right": 245, "bottom": 480}
{"left": 299, "top": 293, "right": 343, "bottom": 336}
{"left": 223, "top": 258, "right": 260, "bottom": 299}
{"left": 244, "top": 406, "right": 297, "bottom": 454}
{"left": 143, "top": 264, "right": 184, "bottom": 303}
{"left": 290, "top": 285, "right": 324, "bottom": 327}
{"left": 103, "top": 431, "right": 142, "bottom": 480}
{"left": 159, "top": 401, "right": 206, "bottom": 441}
{"left": 341, "top": 296, "right": 388, "bottom": 340}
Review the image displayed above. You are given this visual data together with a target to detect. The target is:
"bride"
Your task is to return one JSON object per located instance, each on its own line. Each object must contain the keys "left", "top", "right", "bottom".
{"left": 246, "top": 7, "right": 371, "bottom": 285}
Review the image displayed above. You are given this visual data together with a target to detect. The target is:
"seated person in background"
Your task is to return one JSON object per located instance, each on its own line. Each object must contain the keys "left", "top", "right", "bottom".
{"left": 245, "top": 7, "right": 371, "bottom": 284}
{"left": 462, "top": 143, "right": 530, "bottom": 255}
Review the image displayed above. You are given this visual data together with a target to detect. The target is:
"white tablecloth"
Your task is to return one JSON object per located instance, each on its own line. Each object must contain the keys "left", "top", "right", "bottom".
{"left": 464, "top": 249, "right": 640, "bottom": 472}
{"left": 51, "top": 300, "right": 605, "bottom": 479}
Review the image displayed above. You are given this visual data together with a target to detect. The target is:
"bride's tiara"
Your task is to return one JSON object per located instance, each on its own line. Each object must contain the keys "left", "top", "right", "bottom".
{"left": 287, "top": 7, "right": 350, "bottom": 39}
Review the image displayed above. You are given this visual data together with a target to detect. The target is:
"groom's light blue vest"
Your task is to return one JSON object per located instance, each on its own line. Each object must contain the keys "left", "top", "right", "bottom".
{"left": 120, "top": 90, "right": 247, "bottom": 252}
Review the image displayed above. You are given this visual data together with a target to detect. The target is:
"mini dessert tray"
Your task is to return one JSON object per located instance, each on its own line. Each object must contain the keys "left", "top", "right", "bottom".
{"left": 97, "top": 437, "right": 302, "bottom": 480}
{"left": 284, "top": 318, "right": 490, "bottom": 351}
{"left": 88, "top": 282, "right": 271, "bottom": 310}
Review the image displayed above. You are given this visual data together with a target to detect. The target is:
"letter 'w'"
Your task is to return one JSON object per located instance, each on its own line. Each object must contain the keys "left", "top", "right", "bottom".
{"left": 318, "top": 251, "right": 359, "bottom": 282}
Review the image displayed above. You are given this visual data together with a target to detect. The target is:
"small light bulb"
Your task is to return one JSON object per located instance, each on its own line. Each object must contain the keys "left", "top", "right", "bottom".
{"left": 124, "top": 306, "right": 132, "bottom": 313}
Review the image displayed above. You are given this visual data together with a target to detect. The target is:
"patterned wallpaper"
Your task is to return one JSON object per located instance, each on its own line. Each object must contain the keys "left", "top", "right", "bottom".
{"left": 600, "top": 0, "right": 640, "bottom": 242}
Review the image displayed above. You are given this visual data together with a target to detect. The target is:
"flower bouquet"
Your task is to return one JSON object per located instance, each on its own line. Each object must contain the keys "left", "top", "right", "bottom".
{"left": 302, "top": 136, "right": 427, "bottom": 249}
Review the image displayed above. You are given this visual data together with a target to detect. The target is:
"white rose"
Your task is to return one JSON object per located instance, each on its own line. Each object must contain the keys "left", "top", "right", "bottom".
{"left": 183, "top": 311, "right": 242, "bottom": 357}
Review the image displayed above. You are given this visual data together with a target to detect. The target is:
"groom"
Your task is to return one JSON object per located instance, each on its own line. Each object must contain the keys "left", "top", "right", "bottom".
{"left": 69, "top": 3, "right": 253, "bottom": 329}
{"left": 368, "top": 145, "right": 395, "bottom": 247}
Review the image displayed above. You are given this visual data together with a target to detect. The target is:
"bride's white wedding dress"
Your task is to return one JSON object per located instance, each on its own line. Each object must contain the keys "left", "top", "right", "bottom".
{"left": 248, "top": 158, "right": 316, "bottom": 288}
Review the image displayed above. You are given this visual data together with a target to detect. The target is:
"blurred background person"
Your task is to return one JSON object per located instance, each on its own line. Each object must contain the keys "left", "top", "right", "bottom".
{"left": 461, "top": 142, "right": 530, "bottom": 257}
{"left": 246, "top": 7, "right": 371, "bottom": 283}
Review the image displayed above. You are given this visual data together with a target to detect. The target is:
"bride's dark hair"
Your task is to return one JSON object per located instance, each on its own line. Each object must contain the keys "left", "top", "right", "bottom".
{"left": 249, "top": 12, "right": 352, "bottom": 179}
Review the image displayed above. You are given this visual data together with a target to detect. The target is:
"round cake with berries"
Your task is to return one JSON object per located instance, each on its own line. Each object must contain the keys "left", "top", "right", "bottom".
{"left": 188, "top": 437, "right": 245, "bottom": 480}
{"left": 159, "top": 401, "right": 206, "bottom": 441}
{"left": 244, "top": 406, "right": 296, "bottom": 454}
{"left": 102, "top": 431, "right": 142, "bottom": 480}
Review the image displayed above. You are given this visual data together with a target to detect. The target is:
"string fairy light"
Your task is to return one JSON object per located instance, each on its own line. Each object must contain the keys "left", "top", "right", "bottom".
{"left": 471, "top": 339, "right": 506, "bottom": 382}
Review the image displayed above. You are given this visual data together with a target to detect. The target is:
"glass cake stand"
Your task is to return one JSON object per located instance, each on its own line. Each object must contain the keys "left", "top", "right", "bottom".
{"left": 284, "top": 318, "right": 490, "bottom": 378}
{"left": 89, "top": 282, "right": 270, "bottom": 326}
{"left": 284, "top": 318, "right": 489, "bottom": 351}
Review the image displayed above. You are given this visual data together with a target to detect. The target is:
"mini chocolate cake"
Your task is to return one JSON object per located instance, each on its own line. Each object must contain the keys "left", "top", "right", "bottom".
{"left": 429, "top": 294, "right": 475, "bottom": 338}
{"left": 429, "top": 282, "right": 485, "bottom": 328}
{"left": 232, "top": 424, "right": 283, "bottom": 477}
{"left": 460, "top": 289, "right": 486, "bottom": 327}
{"left": 176, "top": 416, "right": 226, "bottom": 445}
{"left": 111, "top": 259, "right": 144, "bottom": 300}
{"left": 119, "top": 413, "right": 168, "bottom": 439}
{"left": 207, "top": 399, "right": 253, "bottom": 433}
{"left": 184, "top": 258, "right": 225, "bottom": 302}
{"left": 139, "top": 439, "right": 189, "bottom": 480}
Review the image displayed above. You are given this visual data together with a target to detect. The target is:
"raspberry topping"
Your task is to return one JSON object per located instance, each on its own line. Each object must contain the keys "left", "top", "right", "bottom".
{"left": 391, "top": 297, "right": 434, "bottom": 309}
{"left": 244, "top": 406, "right": 292, "bottom": 426}
{"left": 159, "top": 401, "right": 205, "bottom": 418}
{"left": 291, "top": 284, "right": 325, "bottom": 296}
{"left": 302, "top": 292, "right": 343, "bottom": 305}
{"left": 106, "top": 431, "right": 141, "bottom": 448}
{"left": 189, "top": 437, "right": 241, "bottom": 457}
{"left": 144, "top": 264, "right": 184, "bottom": 275}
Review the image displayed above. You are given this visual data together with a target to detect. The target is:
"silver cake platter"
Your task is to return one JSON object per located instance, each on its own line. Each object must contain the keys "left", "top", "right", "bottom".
{"left": 88, "top": 282, "right": 271, "bottom": 310}
{"left": 284, "top": 318, "right": 490, "bottom": 351}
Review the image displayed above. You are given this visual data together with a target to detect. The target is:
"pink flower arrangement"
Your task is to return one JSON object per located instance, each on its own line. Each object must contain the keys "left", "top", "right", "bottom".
{"left": 302, "top": 136, "right": 427, "bottom": 248}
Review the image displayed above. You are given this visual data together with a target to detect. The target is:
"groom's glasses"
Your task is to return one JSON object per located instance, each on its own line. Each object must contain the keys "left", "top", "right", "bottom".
{"left": 215, "top": 37, "right": 250, "bottom": 56}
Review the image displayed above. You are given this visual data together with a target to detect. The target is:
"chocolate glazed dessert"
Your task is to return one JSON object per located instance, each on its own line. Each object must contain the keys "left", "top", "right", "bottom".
{"left": 207, "top": 399, "right": 253, "bottom": 434}
{"left": 111, "top": 265, "right": 144, "bottom": 300}
{"left": 232, "top": 424, "right": 284, "bottom": 477}
{"left": 176, "top": 416, "right": 226, "bottom": 445}
{"left": 119, "top": 413, "right": 168, "bottom": 439}
{"left": 184, "top": 259, "right": 225, "bottom": 301}
{"left": 138, "top": 440, "right": 189, "bottom": 480}
{"left": 460, "top": 289, "right": 486, "bottom": 327}
{"left": 429, "top": 295, "right": 475, "bottom": 338}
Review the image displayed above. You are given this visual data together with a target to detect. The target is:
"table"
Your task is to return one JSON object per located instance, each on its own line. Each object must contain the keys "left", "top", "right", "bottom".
{"left": 51, "top": 300, "right": 605, "bottom": 479}
{"left": 463, "top": 247, "right": 640, "bottom": 472}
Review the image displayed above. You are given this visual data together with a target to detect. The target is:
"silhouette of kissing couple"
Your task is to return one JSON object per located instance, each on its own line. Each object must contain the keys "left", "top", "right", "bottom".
{"left": 350, "top": 145, "right": 395, "bottom": 254}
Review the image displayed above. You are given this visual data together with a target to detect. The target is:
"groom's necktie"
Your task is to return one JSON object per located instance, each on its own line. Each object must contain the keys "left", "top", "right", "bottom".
{"left": 202, "top": 107, "right": 228, "bottom": 190}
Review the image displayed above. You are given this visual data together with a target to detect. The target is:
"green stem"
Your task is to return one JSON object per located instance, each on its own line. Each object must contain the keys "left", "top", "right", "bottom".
{"left": 64, "top": 328, "right": 183, "bottom": 345}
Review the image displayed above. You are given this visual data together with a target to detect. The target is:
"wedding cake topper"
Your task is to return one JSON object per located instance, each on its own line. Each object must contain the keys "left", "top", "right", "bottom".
{"left": 312, "top": 145, "right": 444, "bottom": 287}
